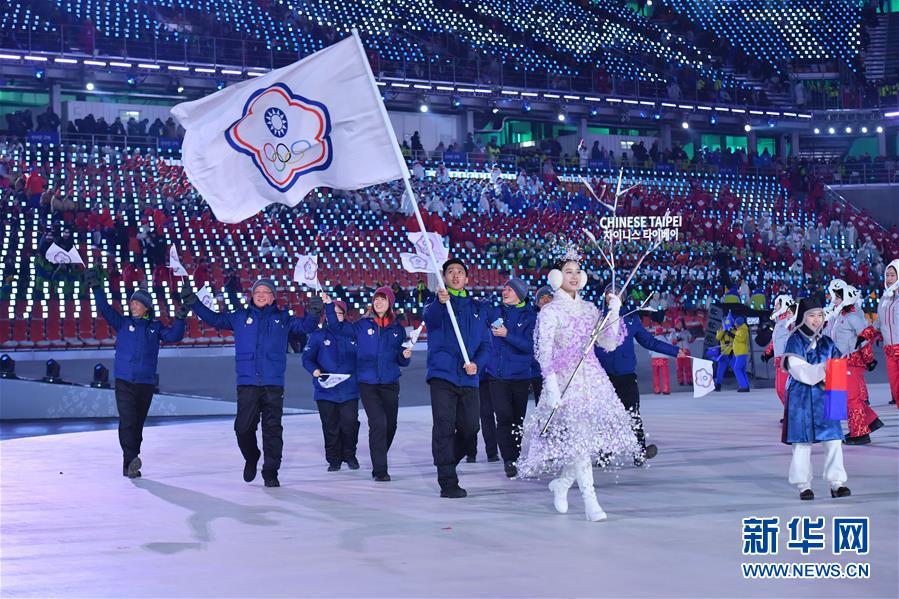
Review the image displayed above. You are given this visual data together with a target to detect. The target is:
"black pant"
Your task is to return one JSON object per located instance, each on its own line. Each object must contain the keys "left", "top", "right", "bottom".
{"left": 429, "top": 378, "right": 480, "bottom": 490}
{"left": 490, "top": 378, "right": 531, "bottom": 463}
{"left": 608, "top": 373, "right": 647, "bottom": 448}
{"left": 468, "top": 378, "right": 497, "bottom": 459}
{"left": 360, "top": 383, "right": 399, "bottom": 477}
{"left": 236, "top": 385, "right": 284, "bottom": 480}
{"left": 316, "top": 399, "right": 360, "bottom": 467}
{"left": 115, "top": 379, "right": 154, "bottom": 466}
{"left": 530, "top": 376, "right": 543, "bottom": 406}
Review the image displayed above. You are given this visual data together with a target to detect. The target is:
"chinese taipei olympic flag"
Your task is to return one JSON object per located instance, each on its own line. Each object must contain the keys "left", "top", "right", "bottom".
{"left": 171, "top": 31, "right": 409, "bottom": 224}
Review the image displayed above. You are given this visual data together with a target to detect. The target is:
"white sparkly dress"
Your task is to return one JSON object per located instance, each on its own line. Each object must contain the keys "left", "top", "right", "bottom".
{"left": 516, "top": 289, "right": 641, "bottom": 478}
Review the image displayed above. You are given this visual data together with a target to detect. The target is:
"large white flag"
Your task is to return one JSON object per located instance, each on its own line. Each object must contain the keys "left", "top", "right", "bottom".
{"left": 400, "top": 252, "right": 433, "bottom": 274}
{"left": 168, "top": 246, "right": 189, "bottom": 277}
{"left": 692, "top": 357, "right": 716, "bottom": 398}
{"left": 407, "top": 232, "right": 448, "bottom": 265}
{"left": 171, "top": 32, "right": 409, "bottom": 224}
{"left": 293, "top": 254, "right": 321, "bottom": 290}
{"left": 45, "top": 243, "right": 84, "bottom": 265}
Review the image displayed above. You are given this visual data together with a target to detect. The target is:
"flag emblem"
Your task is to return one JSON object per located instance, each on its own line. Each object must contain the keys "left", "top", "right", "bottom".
{"left": 225, "top": 83, "right": 332, "bottom": 192}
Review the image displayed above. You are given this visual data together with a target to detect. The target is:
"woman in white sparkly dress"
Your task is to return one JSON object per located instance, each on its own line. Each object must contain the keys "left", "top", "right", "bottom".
{"left": 516, "top": 253, "right": 641, "bottom": 522}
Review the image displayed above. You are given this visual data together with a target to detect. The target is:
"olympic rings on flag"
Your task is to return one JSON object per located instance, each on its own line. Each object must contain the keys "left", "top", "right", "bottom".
{"left": 263, "top": 139, "right": 315, "bottom": 173}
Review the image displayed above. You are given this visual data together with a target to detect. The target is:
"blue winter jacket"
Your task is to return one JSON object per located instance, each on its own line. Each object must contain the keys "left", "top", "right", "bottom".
{"left": 302, "top": 316, "right": 359, "bottom": 402}
{"left": 484, "top": 301, "right": 537, "bottom": 380}
{"left": 94, "top": 287, "right": 185, "bottom": 384}
{"left": 423, "top": 291, "right": 492, "bottom": 388}
{"left": 596, "top": 313, "right": 678, "bottom": 376}
{"left": 325, "top": 304, "right": 411, "bottom": 385}
{"left": 193, "top": 300, "right": 316, "bottom": 387}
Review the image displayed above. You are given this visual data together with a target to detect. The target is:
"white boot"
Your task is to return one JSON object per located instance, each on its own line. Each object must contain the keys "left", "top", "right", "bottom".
{"left": 575, "top": 457, "right": 607, "bottom": 522}
{"left": 548, "top": 462, "right": 577, "bottom": 514}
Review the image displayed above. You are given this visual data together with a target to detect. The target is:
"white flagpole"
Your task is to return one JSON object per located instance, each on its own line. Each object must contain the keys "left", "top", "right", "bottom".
{"left": 350, "top": 29, "right": 471, "bottom": 364}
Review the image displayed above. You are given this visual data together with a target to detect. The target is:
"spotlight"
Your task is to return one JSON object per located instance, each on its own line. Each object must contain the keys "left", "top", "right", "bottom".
{"left": 767, "top": 119, "right": 776, "bottom": 128}
{"left": 91, "top": 363, "right": 110, "bottom": 389}
{"left": 653, "top": 112, "right": 662, "bottom": 120}
{"left": 491, "top": 103, "right": 499, "bottom": 114}
{"left": 451, "top": 96, "right": 461, "bottom": 108}
{"left": 85, "top": 81, "right": 95, "bottom": 91}
{"left": 845, "top": 126, "right": 852, "bottom": 134}
{"left": 126, "top": 76, "right": 137, "bottom": 86}
{"left": 418, "top": 99, "right": 429, "bottom": 113}
{"left": 43, "top": 359, "right": 62, "bottom": 384}
{"left": 0, "top": 354, "right": 16, "bottom": 379}
{"left": 216, "top": 80, "right": 225, "bottom": 90}
{"left": 813, "top": 127, "right": 820, "bottom": 134}
{"left": 177, "top": 85, "right": 185, "bottom": 93}
{"left": 589, "top": 107, "right": 598, "bottom": 117}
{"left": 522, "top": 100, "right": 531, "bottom": 112}
{"left": 709, "top": 114, "right": 717, "bottom": 125}
{"left": 876, "top": 125, "right": 883, "bottom": 133}
{"left": 828, "top": 127, "right": 835, "bottom": 134}
{"left": 557, "top": 111, "right": 566, "bottom": 121}
{"left": 861, "top": 126, "right": 868, "bottom": 134}
{"left": 681, "top": 120, "right": 690, "bottom": 129}
{"left": 742, "top": 123, "right": 752, "bottom": 132}
{"left": 34, "top": 68, "right": 45, "bottom": 80}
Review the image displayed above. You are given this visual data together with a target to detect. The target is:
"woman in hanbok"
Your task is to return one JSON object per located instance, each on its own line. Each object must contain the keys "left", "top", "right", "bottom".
{"left": 782, "top": 297, "right": 851, "bottom": 501}
{"left": 875, "top": 259, "right": 899, "bottom": 406}
{"left": 516, "top": 252, "right": 641, "bottom": 522}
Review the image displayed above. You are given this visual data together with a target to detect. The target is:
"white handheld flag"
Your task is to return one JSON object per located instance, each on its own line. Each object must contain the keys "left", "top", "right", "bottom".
{"left": 45, "top": 243, "right": 84, "bottom": 265}
{"left": 196, "top": 285, "right": 216, "bottom": 310}
{"left": 402, "top": 323, "right": 426, "bottom": 349}
{"left": 168, "top": 246, "right": 189, "bottom": 277}
{"left": 171, "top": 32, "right": 409, "bottom": 224}
{"left": 407, "top": 232, "right": 448, "bottom": 264}
{"left": 293, "top": 254, "right": 321, "bottom": 290}
{"left": 400, "top": 252, "right": 434, "bottom": 274}
{"left": 317, "top": 373, "right": 351, "bottom": 389}
{"left": 692, "top": 358, "right": 715, "bottom": 398}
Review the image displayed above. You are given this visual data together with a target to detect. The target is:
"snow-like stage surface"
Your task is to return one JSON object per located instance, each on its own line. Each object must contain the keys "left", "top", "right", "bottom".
{"left": 2, "top": 386, "right": 896, "bottom": 598}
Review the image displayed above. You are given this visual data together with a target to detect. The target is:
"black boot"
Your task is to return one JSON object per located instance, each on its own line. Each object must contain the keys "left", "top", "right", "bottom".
{"left": 440, "top": 485, "right": 468, "bottom": 498}
{"left": 264, "top": 476, "right": 280, "bottom": 488}
{"left": 737, "top": 387, "right": 750, "bottom": 393}
{"left": 345, "top": 456, "right": 360, "bottom": 470}
{"left": 714, "top": 384, "right": 722, "bottom": 392}
{"left": 830, "top": 486, "right": 851, "bottom": 498}
{"left": 126, "top": 457, "right": 142, "bottom": 479}
{"left": 504, "top": 461, "right": 518, "bottom": 478}
{"left": 869, "top": 418, "right": 884, "bottom": 433}
{"left": 844, "top": 434, "right": 871, "bottom": 445}
{"left": 373, "top": 473, "right": 391, "bottom": 482}
{"left": 800, "top": 489, "right": 815, "bottom": 500}
{"left": 465, "top": 455, "right": 477, "bottom": 463}
{"left": 327, "top": 463, "right": 341, "bottom": 472}
{"left": 243, "top": 452, "right": 260, "bottom": 483}
{"left": 487, "top": 455, "right": 500, "bottom": 463}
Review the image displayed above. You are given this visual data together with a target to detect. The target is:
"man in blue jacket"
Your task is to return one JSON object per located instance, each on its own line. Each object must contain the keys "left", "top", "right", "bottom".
{"left": 424, "top": 258, "right": 492, "bottom": 498}
{"left": 304, "top": 297, "right": 362, "bottom": 472}
{"left": 86, "top": 270, "right": 186, "bottom": 478}
{"left": 484, "top": 278, "right": 537, "bottom": 478}
{"left": 595, "top": 286, "right": 684, "bottom": 465}
{"left": 182, "top": 278, "right": 318, "bottom": 488}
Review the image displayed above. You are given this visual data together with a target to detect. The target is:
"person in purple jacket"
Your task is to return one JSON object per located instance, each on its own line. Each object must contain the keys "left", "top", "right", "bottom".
{"left": 323, "top": 287, "right": 411, "bottom": 481}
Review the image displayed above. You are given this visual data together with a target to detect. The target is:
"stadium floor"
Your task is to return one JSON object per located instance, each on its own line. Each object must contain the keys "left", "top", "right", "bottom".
{"left": 1, "top": 386, "right": 896, "bottom": 598}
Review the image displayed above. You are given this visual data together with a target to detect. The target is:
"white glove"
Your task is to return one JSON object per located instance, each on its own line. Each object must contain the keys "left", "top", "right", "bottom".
{"left": 543, "top": 373, "right": 562, "bottom": 409}
{"left": 784, "top": 356, "right": 826, "bottom": 385}
{"left": 607, "top": 294, "right": 622, "bottom": 315}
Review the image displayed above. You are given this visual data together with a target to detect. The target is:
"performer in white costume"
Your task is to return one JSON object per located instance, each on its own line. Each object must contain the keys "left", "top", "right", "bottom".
{"left": 516, "top": 248, "right": 641, "bottom": 522}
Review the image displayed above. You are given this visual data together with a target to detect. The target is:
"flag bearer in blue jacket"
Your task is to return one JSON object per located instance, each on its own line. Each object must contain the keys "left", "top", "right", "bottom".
{"left": 85, "top": 269, "right": 186, "bottom": 478}
{"left": 424, "top": 258, "right": 492, "bottom": 498}
{"left": 484, "top": 278, "right": 537, "bottom": 478}
{"left": 595, "top": 284, "right": 684, "bottom": 465}
{"left": 304, "top": 296, "right": 362, "bottom": 473}
{"left": 326, "top": 286, "right": 411, "bottom": 481}
{"left": 182, "top": 278, "right": 319, "bottom": 488}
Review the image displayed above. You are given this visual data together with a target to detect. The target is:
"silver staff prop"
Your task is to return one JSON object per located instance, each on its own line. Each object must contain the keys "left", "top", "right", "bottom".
{"left": 539, "top": 295, "right": 654, "bottom": 437}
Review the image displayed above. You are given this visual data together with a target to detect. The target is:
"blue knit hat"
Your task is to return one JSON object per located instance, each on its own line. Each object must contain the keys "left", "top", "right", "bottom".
{"left": 504, "top": 277, "right": 529, "bottom": 302}
{"left": 251, "top": 278, "right": 276, "bottom": 295}
{"left": 535, "top": 285, "right": 553, "bottom": 305}
{"left": 129, "top": 289, "right": 153, "bottom": 313}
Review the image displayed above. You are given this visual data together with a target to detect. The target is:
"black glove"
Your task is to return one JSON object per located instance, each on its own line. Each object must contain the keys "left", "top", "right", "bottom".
{"left": 179, "top": 286, "right": 198, "bottom": 306}
{"left": 760, "top": 352, "right": 771, "bottom": 364}
{"left": 83, "top": 269, "right": 101, "bottom": 289}
{"left": 175, "top": 304, "right": 190, "bottom": 320}
{"left": 855, "top": 335, "right": 865, "bottom": 350}
{"left": 307, "top": 296, "right": 324, "bottom": 317}
{"left": 866, "top": 360, "right": 877, "bottom": 372}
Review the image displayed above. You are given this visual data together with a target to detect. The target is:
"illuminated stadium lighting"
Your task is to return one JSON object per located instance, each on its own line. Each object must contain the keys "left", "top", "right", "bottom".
{"left": 813, "top": 128, "right": 820, "bottom": 134}
{"left": 876, "top": 126, "right": 884, "bottom": 133}
{"left": 681, "top": 121, "right": 690, "bottom": 129}
{"left": 827, "top": 127, "right": 836, "bottom": 134}
{"left": 861, "top": 126, "right": 868, "bottom": 134}
{"left": 419, "top": 101, "right": 429, "bottom": 113}
{"left": 557, "top": 111, "right": 566, "bottom": 122}
{"left": 85, "top": 81, "right": 95, "bottom": 91}
{"left": 177, "top": 85, "right": 185, "bottom": 93}
{"left": 589, "top": 107, "right": 598, "bottom": 117}
{"left": 216, "top": 81, "right": 226, "bottom": 90}
{"left": 522, "top": 101, "right": 531, "bottom": 112}
{"left": 845, "top": 126, "right": 852, "bottom": 134}
{"left": 451, "top": 97, "right": 462, "bottom": 108}
{"left": 491, "top": 103, "right": 499, "bottom": 114}
{"left": 884, "top": 110, "right": 899, "bottom": 118}
{"left": 743, "top": 123, "right": 752, "bottom": 132}
{"left": 709, "top": 114, "right": 717, "bottom": 125}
